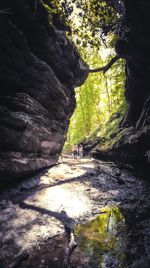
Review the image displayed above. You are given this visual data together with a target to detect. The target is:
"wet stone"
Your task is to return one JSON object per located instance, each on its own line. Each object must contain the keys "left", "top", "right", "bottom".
{"left": 0, "top": 157, "right": 150, "bottom": 267}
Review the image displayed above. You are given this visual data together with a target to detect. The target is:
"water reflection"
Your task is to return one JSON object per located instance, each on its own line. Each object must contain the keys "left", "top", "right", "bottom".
{"left": 75, "top": 207, "right": 126, "bottom": 268}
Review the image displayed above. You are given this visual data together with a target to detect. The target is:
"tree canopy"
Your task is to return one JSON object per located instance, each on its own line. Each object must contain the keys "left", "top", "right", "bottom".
{"left": 43, "top": 0, "right": 126, "bottom": 47}
{"left": 43, "top": 0, "right": 126, "bottom": 149}
{"left": 65, "top": 47, "right": 125, "bottom": 148}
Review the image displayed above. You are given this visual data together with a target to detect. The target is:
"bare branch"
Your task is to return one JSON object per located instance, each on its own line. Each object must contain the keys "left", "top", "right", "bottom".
{"left": 88, "top": 55, "right": 120, "bottom": 73}
{"left": 81, "top": 55, "right": 120, "bottom": 74}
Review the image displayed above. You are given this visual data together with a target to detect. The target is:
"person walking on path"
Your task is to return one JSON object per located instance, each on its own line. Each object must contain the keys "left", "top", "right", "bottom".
{"left": 72, "top": 144, "right": 78, "bottom": 159}
{"left": 79, "top": 144, "right": 84, "bottom": 158}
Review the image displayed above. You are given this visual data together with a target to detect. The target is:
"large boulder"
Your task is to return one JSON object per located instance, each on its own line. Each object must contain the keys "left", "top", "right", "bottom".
{"left": 0, "top": 0, "right": 88, "bottom": 181}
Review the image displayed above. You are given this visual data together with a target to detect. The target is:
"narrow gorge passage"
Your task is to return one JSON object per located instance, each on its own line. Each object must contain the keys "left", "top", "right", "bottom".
{"left": 0, "top": 156, "right": 150, "bottom": 267}
{"left": 0, "top": 1, "right": 150, "bottom": 268}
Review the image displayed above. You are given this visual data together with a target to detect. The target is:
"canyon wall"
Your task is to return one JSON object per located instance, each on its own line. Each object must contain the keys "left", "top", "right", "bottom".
{"left": 0, "top": 0, "right": 87, "bottom": 181}
{"left": 93, "top": 0, "right": 150, "bottom": 175}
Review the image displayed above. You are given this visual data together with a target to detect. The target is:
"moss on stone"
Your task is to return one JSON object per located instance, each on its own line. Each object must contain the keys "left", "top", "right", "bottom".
{"left": 88, "top": 104, "right": 126, "bottom": 151}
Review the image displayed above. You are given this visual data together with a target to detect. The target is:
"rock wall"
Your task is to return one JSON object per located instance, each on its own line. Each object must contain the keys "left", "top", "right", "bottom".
{"left": 0, "top": 0, "right": 88, "bottom": 181}
{"left": 120, "top": 0, "right": 150, "bottom": 126}
{"left": 93, "top": 0, "right": 150, "bottom": 175}
{"left": 115, "top": 0, "right": 150, "bottom": 173}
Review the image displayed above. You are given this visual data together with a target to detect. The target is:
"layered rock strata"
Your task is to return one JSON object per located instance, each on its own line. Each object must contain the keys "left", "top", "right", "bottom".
{"left": 0, "top": 0, "right": 87, "bottom": 181}
{"left": 93, "top": 0, "right": 150, "bottom": 175}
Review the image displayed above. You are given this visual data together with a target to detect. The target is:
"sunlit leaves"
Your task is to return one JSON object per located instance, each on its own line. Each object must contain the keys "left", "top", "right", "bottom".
{"left": 44, "top": 0, "right": 125, "bottom": 49}
{"left": 65, "top": 47, "right": 125, "bottom": 148}
{"left": 43, "top": 0, "right": 126, "bottom": 149}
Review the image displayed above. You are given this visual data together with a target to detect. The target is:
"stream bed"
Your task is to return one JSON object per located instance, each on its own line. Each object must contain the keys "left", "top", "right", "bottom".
{"left": 0, "top": 158, "right": 150, "bottom": 267}
{"left": 74, "top": 206, "right": 126, "bottom": 268}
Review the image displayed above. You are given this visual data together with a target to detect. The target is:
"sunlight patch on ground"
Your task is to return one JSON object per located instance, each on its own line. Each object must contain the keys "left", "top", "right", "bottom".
{"left": 0, "top": 202, "right": 60, "bottom": 252}
{"left": 0, "top": 158, "right": 94, "bottom": 255}
{"left": 46, "top": 158, "right": 95, "bottom": 181}
{"left": 7, "top": 181, "right": 92, "bottom": 252}
{"left": 26, "top": 183, "right": 91, "bottom": 219}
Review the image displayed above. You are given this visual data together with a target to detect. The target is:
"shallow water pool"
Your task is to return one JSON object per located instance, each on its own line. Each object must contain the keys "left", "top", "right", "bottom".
{"left": 75, "top": 206, "right": 126, "bottom": 268}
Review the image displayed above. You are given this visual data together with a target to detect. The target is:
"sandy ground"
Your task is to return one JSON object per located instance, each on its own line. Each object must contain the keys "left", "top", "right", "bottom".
{"left": 0, "top": 156, "right": 150, "bottom": 267}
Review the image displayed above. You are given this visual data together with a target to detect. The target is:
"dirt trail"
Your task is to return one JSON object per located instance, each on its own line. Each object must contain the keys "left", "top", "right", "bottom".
{"left": 0, "top": 156, "right": 150, "bottom": 267}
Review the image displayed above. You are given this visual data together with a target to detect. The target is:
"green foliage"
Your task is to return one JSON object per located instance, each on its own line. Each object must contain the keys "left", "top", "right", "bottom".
{"left": 43, "top": 1, "right": 126, "bottom": 151}
{"left": 44, "top": 0, "right": 125, "bottom": 48}
{"left": 65, "top": 46, "right": 126, "bottom": 151}
{"left": 95, "top": 102, "right": 127, "bottom": 150}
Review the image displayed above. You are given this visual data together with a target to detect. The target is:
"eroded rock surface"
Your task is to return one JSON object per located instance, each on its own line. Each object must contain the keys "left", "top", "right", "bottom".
{"left": 0, "top": 157, "right": 150, "bottom": 267}
{"left": 93, "top": 0, "right": 150, "bottom": 174}
{"left": 0, "top": 0, "right": 88, "bottom": 181}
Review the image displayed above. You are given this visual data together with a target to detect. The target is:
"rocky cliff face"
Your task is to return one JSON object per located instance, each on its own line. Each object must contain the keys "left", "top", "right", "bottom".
{"left": 93, "top": 0, "right": 150, "bottom": 175}
{"left": 0, "top": 0, "right": 88, "bottom": 182}
{"left": 114, "top": 0, "right": 150, "bottom": 174}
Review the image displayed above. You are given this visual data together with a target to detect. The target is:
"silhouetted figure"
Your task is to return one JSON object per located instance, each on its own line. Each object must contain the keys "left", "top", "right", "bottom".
{"left": 72, "top": 144, "right": 78, "bottom": 159}
{"left": 79, "top": 144, "right": 84, "bottom": 158}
